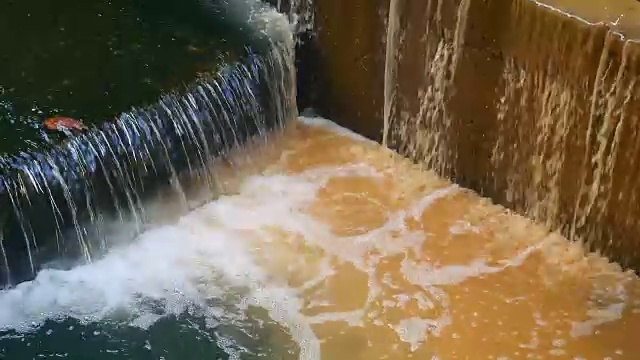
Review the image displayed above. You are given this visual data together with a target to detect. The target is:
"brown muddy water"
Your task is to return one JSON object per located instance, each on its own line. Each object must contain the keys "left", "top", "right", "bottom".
{"left": 206, "top": 117, "right": 640, "bottom": 359}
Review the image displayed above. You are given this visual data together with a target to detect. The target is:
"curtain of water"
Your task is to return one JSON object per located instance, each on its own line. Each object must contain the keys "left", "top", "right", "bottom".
{"left": 0, "top": 30, "right": 295, "bottom": 287}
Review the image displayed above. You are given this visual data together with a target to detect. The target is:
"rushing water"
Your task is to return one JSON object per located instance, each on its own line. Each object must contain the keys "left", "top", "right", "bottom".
{"left": 0, "top": 0, "right": 295, "bottom": 286}
{"left": 0, "top": 117, "right": 638, "bottom": 359}
{"left": 0, "top": 0, "right": 265, "bottom": 155}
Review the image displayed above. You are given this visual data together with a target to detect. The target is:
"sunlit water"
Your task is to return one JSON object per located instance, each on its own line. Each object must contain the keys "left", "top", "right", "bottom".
{"left": 1, "top": 117, "right": 639, "bottom": 359}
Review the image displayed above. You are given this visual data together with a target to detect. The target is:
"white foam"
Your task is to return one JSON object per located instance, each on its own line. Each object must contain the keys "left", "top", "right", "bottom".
{"left": 570, "top": 302, "right": 626, "bottom": 338}
{"left": 0, "top": 151, "right": 460, "bottom": 355}
{"left": 400, "top": 240, "right": 543, "bottom": 288}
{"left": 394, "top": 317, "right": 429, "bottom": 351}
{"left": 0, "top": 170, "right": 329, "bottom": 359}
{"left": 0, "top": 147, "right": 429, "bottom": 354}
{"left": 247, "top": 0, "right": 295, "bottom": 49}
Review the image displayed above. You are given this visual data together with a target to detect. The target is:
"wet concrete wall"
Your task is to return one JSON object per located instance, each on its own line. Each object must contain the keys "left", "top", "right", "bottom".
{"left": 308, "top": 0, "right": 640, "bottom": 270}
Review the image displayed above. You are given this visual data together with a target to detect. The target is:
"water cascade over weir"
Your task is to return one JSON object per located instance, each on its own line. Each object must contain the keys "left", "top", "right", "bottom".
{"left": 304, "top": 0, "right": 640, "bottom": 271}
{"left": 0, "top": 0, "right": 295, "bottom": 287}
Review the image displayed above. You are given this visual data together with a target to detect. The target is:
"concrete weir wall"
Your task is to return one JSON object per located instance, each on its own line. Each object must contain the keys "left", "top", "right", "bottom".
{"left": 308, "top": 0, "right": 640, "bottom": 270}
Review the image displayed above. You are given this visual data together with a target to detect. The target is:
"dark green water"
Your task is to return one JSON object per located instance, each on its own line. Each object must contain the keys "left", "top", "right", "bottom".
{"left": 0, "top": 310, "right": 298, "bottom": 359}
{"left": 0, "top": 0, "right": 259, "bottom": 155}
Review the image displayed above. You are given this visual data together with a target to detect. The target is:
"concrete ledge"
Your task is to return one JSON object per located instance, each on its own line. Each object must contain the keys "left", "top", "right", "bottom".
{"left": 311, "top": 0, "right": 640, "bottom": 269}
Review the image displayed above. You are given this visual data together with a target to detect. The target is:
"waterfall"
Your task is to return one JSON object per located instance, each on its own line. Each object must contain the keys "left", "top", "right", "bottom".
{"left": 0, "top": 0, "right": 296, "bottom": 287}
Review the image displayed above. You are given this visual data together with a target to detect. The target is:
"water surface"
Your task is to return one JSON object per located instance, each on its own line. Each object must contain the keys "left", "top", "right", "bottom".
{"left": 0, "top": 0, "right": 261, "bottom": 155}
{"left": 0, "top": 117, "right": 638, "bottom": 359}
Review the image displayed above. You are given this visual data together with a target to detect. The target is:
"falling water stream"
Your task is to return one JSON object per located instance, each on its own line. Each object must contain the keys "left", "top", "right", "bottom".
{"left": 0, "top": 0, "right": 295, "bottom": 285}
{"left": 0, "top": 0, "right": 639, "bottom": 359}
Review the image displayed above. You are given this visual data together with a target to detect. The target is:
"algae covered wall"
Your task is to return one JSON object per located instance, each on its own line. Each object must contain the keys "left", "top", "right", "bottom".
{"left": 307, "top": 0, "right": 640, "bottom": 270}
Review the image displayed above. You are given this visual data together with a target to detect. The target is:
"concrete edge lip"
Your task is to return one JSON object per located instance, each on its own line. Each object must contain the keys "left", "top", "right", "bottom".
{"left": 533, "top": 0, "right": 640, "bottom": 41}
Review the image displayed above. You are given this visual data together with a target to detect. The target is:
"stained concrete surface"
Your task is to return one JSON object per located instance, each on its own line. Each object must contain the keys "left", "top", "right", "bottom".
{"left": 306, "top": 0, "right": 640, "bottom": 270}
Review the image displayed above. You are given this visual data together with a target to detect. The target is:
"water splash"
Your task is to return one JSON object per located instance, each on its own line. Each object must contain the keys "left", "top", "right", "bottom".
{"left": 0, "top": 117, "right": 638, "bottom": 359}
{"left": 379, "top": 0, "right": 640, "bottom": 269}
